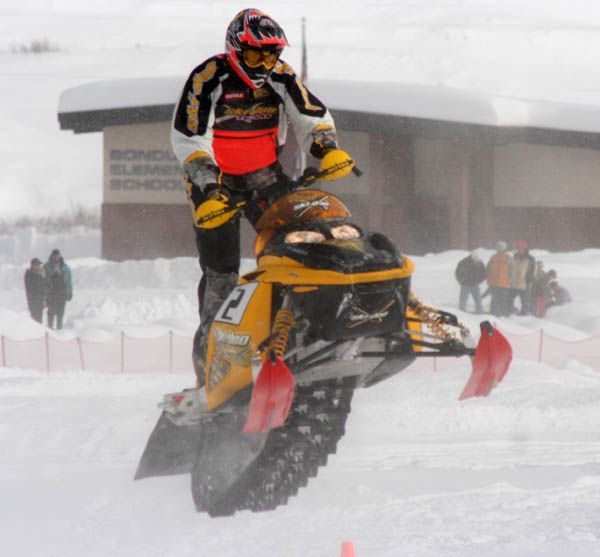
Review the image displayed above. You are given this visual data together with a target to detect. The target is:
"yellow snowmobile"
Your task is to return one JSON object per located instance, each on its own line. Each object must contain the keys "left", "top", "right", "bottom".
{"left": 135, "top": 161, "right": 512, "bottom": 517}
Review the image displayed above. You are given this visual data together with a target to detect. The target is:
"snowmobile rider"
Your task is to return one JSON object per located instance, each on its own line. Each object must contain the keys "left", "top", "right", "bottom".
{"left": 170, "top": 8, "right": 355, "bottom": 384}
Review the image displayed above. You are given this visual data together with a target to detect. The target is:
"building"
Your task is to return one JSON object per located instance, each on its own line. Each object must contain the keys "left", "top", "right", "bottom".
{"left": 58, "top": 77, "right": 600, "bottom": 260}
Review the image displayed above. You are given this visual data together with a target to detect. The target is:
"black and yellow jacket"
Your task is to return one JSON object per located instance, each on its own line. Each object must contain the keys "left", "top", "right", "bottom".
{"left": 171, "top": 54, "right": 335, "bottom": 177}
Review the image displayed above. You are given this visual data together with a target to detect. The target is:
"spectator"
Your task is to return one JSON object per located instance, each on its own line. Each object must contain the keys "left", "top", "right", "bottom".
{"left": 43, "top": 249, "right": 73, "bottom": 330}
{"left": 486, "top": 241, "right": 513, "bottom": 317}
{"left": 531, "top": 266, "right": 555, "bottom": 317}
{"left": 547, "top": 280, "right": 572, "bottom": 308}
{"left": 455, "top": 251, "right": 486, "bottom": 313}
{"left": 24, "top": 257, "right": 45, "bottom": 323}
{"left": 510, "top": 240, "right": 536, "bottom": 315}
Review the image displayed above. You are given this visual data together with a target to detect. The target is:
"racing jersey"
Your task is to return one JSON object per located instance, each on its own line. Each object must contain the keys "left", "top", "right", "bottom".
{"left": 171, "top": 54, "right": 336, "bottom": 177}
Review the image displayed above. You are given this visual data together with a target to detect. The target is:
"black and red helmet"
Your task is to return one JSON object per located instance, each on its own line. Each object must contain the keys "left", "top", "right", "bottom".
{"left": 225, "top": 8, "right": 289, "bottom": 89}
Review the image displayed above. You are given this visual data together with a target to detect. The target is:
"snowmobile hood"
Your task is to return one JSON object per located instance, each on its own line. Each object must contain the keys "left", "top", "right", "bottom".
{"left": 245, "top": 254, "right": 414, "bottom": 285}
{"left": 255, "top": 189, "right": 351, "bottom": 233}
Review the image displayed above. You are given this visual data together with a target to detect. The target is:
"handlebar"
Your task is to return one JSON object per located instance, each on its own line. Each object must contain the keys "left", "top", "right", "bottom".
{"left": 196, "top": 159, "right": 362, "bottom": 229}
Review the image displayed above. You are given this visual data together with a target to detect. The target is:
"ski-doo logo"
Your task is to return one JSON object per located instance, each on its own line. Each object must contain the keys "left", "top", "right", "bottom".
{"left": 214, "top": 328, "right": 251, "bottom": 347}
{"left": 219, "top": 105, "right": 277, "bottom": 123}
{"left": 345, "top": 299, "right": 396, "bottom": 329}
{"left": 293, "top": 196, "right": 330, "bottom": 217}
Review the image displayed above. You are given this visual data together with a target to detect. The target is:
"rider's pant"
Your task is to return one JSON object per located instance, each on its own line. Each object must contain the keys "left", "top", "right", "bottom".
{"left": 190, "top": 162, "right": 290, "bottom": 384}
{"left": 192, "top": 215, "right": 240, "bottom": 383}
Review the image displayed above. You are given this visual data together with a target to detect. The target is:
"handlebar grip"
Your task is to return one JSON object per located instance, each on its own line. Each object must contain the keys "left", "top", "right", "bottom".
{"left": 352, "top": 166, "right": 363, "bottom": 177}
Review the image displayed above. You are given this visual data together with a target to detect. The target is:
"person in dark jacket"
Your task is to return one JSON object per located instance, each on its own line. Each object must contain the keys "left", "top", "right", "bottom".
{"left": 547, "top": 280, "right": 572, "bottom": 308}
{"left": 43, "top": 249, "right": 73, "bottom": 330}
{"left": 530, "top": 266, "right": 556, "bottom": 317}
{"left": 455, "top": 251, "right": 487, "bottom": 313}
{"left": 24, "top": 257, "right": 45, "bottom": 323}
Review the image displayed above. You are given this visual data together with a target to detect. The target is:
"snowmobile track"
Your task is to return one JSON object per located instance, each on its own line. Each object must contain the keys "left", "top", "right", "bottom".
{"left": 191, "top": 377, "right": 355, "bottom": 517}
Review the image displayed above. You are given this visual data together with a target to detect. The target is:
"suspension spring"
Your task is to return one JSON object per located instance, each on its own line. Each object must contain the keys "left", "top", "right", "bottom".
{"left": 409, "top": 293, "right": 458, "bottom": 342}
{"left": 270, "top": 309, "right": 296, "bottom": 358}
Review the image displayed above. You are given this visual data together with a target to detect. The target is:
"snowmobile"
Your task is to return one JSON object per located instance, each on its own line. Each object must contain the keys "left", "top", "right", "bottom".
{"left": 135, "top": 155, "right": 512, "bottom": 517}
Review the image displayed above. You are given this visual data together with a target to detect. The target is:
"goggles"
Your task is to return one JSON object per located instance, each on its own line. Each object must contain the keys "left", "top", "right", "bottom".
{"left": 242, "top": 47, "right": 281, "bottom": 69}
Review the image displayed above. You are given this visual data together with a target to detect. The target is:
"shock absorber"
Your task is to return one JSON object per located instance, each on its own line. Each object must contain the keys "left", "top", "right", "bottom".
{"left": 270, "top": 309, "right": 296, "bottom": 358}
{"left": 408, "top": 293, "right": 456, "bottom": 342}
{"left": 269, "top": 295, "right": 296, "bottom": 359}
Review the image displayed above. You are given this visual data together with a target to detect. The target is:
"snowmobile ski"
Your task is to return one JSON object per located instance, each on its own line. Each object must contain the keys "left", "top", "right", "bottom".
{"left": 459, "top": 321, "right": 513, "bottom": 400}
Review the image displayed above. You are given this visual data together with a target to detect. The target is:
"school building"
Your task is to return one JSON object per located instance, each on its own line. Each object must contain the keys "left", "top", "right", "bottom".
{"left": 58, "top": 78, "right": 600, "bottom": 260}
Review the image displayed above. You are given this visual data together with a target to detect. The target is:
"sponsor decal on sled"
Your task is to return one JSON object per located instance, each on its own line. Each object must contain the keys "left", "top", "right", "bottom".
{"left": 214, "top": 327, "right": 254, "bottom": 367}
{"left": 343, "top": 299, "right": 396, "bottom": 329}
{"left": 293, "top": 195, "right": 330, "bottom": 217}
{"left": 214, "top": 328, "right": 251, "bottom": 347}
{"left": 214, "top": 283, "right": 259, "bottom": 325}
{"left": 207, "top": 355, "right": 231, "bottom": 390}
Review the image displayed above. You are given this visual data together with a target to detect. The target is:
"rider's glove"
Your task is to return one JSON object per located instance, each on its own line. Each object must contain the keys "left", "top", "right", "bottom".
{"left": 318, "top": 148, "right": 355, "bottom": 182}
{"left": 309, "top": 125, "right": 339, "bottom": 159}
{"left": 183, "top": 152, "right": 220, "bottom": 193}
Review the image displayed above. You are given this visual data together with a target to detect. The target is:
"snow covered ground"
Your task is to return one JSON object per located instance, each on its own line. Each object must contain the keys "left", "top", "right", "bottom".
{"left": 1, "top": 232, "right": 600, "bottom": 556}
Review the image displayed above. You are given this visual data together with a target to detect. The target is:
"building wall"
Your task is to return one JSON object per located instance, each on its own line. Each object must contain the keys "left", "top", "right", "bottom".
{"left": 492, "top": 142, "right": 600, "bottom": 249}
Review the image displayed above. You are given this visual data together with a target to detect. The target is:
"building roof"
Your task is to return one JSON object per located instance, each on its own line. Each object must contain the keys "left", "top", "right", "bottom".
{"left": 58, "top": 77, "right": 600, "bottom": 148}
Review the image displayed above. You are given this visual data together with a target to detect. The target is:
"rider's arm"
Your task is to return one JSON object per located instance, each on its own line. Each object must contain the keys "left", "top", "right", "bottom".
{"left": 171, "top": 56, "right": 223, "bottom": 191}
{"left": 270, "top": 62, "right": 338, "bottom": 158}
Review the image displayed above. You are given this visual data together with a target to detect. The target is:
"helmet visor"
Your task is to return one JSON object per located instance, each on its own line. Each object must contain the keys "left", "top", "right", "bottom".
{"left": 242, "top": 47, "right": 281, "bottom": 69}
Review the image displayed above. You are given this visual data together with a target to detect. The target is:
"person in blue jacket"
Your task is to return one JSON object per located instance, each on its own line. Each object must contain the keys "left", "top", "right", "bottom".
{"left": 43, "top": 248, "right": 73, "bottom": 330}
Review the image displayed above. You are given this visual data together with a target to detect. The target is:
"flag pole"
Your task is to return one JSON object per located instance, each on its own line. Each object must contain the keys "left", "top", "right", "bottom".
{"left": 294, "top": 17, "right": 308, "bottom": 178}
{"left": 301, "top": 16, "right": 307, "bottom": 83}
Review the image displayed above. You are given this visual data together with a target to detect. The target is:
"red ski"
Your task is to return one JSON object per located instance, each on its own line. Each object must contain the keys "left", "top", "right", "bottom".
{"left": 243, "top": 354, "right": 296, "bottom": 433}
{"left": 459, "top": 321, "right": 512, "bottom": 400}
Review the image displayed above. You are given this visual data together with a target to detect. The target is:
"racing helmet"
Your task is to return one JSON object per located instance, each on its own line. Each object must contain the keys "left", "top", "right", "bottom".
{"left": 225, "top": 8, "right": 289, "bottom": 89}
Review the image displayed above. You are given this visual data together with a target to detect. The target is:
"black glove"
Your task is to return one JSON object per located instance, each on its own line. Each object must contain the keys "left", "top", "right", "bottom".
{"left": 203, "top": 183, "right": 225, "bottom": 200}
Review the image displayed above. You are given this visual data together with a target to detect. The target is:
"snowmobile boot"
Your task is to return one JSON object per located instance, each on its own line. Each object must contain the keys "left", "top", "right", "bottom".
{"left": 192, "top": 326, "right": 206, "bottom": 388}
{"left": 193, "top": 270, "right": 239, "bottom": 387}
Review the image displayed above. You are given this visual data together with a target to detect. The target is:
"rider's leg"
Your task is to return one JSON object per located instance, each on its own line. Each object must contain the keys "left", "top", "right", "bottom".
{"left": 192, "top": 216, "right": 240, "bottom": 387}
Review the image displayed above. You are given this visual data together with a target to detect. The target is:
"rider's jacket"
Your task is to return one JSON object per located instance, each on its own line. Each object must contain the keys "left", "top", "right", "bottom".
{"left": 171, "top": 54, "right": 335, "bottom": 176}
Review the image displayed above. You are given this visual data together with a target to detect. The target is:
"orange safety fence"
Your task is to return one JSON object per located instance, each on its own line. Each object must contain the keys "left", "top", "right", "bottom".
{"left": 0, "top": 332, "right": 193, "bottom": 374}
{"left": 0, "top": 328, "right": 598, "bottom": 374}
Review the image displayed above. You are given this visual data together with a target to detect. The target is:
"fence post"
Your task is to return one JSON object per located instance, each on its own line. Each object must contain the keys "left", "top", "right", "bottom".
{"left": 1, "top": 335, "right": 5, "bottom": 367}
{"left": 77, "top": 337, "right": 85, "bottom": 371}
{"left": 537, "top": 329, "right": 544, "bottom": 363}
{"left": 45, "top": 332, "right": 50, "bottom": 372}
{"left": 169, "top": 331, "right": 173, "bottom": 374}
{"left": 121, "top": 332, "right": 125, "bottom": 373}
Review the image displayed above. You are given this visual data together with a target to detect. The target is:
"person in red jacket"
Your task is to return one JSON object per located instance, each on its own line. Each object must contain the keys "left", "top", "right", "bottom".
{"left": 171, "top": 8, "right": 355, "bottom": 383}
